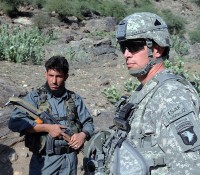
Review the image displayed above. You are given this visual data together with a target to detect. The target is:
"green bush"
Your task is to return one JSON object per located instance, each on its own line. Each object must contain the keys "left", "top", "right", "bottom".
{"left": 45, "top": 0, "right": 84, "bottom": 19}
{"left": 28, "top": 0, "right": 47, "bottom": 8}
{"left": 33, "top": 12, "right": 58, "bottom": 29}
{"left": 97, "top": 0, "right": 127, "bottom": 21}
{"left": 123, "top": 78, "right": 139, "bottom": 93}
{"left": 164, "top": 58, "right": 189, "bottom": 79}
{"left": 0, "top": 0, "right": 28, "bottom": 15}
{"left": 171, "top": 35, "right": 189, "bottom": 56}
{"left": 164, "top": 58, "right": 200, "bottom": 95}
{"left": 103, "top": 85, "right": 121, "bottom": 104}
{"left": 0, "top": 1, "right": 15, "bottom": 14}
{"left": 44, "top": 0, "right": 155, "bottom": 22}
{"left": 0, "top": 25, "right": 51, "bottom": 64}
{"left": 189, "top": 29, "right": 200, "bottom": 44}
{"left": 161, "top": 10, "right": 186, "bottom": 35}
{"left": 65, "top": 46, "right": 90, "bottom": 62}
{"left": 191, "top": 0, "right": 200, "bottom": 6}
{"left": 87, "top": 31, "right": 109, "bottom": 40}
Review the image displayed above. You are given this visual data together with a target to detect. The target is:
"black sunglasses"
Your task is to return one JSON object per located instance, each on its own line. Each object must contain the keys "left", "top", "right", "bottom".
{"left": 119, "top": 40, "right": 146, "bottom": 54}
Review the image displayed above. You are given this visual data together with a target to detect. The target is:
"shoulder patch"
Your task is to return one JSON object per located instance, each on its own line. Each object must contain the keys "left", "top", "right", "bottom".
{"left": 163, "top": 103, "right": 190, "bottom": 126}
{"left": 163, "top": 106, "right": 200, "bottom": 152}
{"left": 178, "top": 126, "right": 197, "bottom": 146}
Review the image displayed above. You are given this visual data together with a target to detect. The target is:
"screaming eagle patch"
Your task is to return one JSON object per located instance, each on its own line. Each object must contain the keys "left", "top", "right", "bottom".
{"left": 173, "top": 117, "right": 197, "bottom": 146}
{"left": 178, "top": 127, "right": 197, "bottom": 146}
{"left": 164, "top": 103, "right": 200, "bottom": 152}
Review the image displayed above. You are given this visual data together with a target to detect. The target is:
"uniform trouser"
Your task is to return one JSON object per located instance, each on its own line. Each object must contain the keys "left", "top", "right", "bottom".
{"left": 29, "top": 152, "right": 77, "bottom": 175}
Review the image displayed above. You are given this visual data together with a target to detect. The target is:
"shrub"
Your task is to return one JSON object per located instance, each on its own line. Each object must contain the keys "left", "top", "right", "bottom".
{"left": 45, "top": 0, "right": 84, "bottom": 19}
{"left": 0, "top": 1, "right": 15, "bottom": 15}
{"left": 44, "top": 0, "right": 155, "bottom": 22}
{"left": 33, "top": 12, "right": 57, "bottom": 29}
{"left": 189, "top": 29, "right": 200, "bottom": 44}
{"left": 65, "top": 46, "right": 90, "bottom": 62}
{"left": 0, "top": 25, "right": 51, "bottom": 64}
{"left": 103, "top": 85, "right": 121, "bottom": 104}
{"left": 191, "top": 0, "right": 200, "bottom": 6}
{"left": 28, "top": 0, "right": 47, "bottom": 8}
{"left": 97, "top": 0, "right": 127, "bottom": 21}
{"left": 161, "top": 10, "right": 186, "bottom": 35}
{"left": 123, "top": 78, "right": 139, "bottom": 93}
{"left": 171, "top": 35, "right": 189, "bottom": 56}
{"left": 164, "top": 57, "right": 189, "bottom": 79}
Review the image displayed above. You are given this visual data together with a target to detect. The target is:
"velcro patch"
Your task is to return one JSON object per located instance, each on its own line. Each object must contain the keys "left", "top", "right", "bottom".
{"left": 163, "top": 103, "right": 190, "bottom": 127}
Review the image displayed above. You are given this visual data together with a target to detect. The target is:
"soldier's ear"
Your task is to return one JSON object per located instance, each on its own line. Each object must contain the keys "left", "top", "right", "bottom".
{"left": 153, "top": 45, "right": 165, "bottom": 58}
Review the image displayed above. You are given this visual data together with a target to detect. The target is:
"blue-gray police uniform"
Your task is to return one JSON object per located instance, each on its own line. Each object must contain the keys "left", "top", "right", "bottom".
{"left": 8, "top": 89, "right": 94, "bottom": 175}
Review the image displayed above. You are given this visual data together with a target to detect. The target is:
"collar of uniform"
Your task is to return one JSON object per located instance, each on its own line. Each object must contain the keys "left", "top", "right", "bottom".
{"left": 46, "top": 88, "right": 69, "bottom": 102}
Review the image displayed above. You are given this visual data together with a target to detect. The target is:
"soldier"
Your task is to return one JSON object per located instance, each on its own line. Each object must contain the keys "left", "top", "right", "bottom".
{"left": 84, "top": 12, "right": 200, "bottom": 175}
{"left": 112, "top": 12, "right": 200, "bottom": 174}
{"left": 9, "top": 55, "right": 94, "bottom": 175}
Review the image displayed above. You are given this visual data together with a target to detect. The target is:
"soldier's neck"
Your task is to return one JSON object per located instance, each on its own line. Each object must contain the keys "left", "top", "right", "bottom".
{"left": 137, "top": 63, "right": 165, "bottom": 85}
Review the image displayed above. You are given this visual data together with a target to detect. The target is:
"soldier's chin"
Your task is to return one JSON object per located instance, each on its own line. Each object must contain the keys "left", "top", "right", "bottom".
{"left": 50, "top": 87, "right": 59, "bottom": 91}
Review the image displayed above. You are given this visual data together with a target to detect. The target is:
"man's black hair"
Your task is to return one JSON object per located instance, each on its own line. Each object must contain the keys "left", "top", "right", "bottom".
{"left": 45, "top": 55, "right": 69, "bottom": 75}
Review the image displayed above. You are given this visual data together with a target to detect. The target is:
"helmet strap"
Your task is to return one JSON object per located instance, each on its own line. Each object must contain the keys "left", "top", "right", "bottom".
{"left": 129, "top": 39, "right": 154, "bottom": 77}
{"left": 129, "top": 39, "right": 166, "bottom": 77}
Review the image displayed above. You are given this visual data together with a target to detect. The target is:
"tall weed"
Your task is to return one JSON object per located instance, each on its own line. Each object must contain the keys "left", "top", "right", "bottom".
{"left": 0, "top": 25, "right": 51, "bottom": 64}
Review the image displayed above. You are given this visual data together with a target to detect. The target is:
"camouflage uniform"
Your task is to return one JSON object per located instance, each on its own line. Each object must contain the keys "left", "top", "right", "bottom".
{"left": 122, "top": 70, "right": 200, "bottom": 174}
{"left": 84, "top": 12, "right": 200, "bottom": 175}
{"left": 113, "top": 12, "right": 200, "bottom": 174}
{"left": 9, "top": 87, "right": 94, "bottom": 175}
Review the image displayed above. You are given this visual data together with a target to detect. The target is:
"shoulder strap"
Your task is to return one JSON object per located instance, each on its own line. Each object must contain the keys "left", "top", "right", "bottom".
{"left": 36, "top": 85, "right": 51, "bottom": 112}
{"left": 65, "top": 90, "right": 77, "bottom": 120}
{"left": 66, "top": 90, "right": 76, "bottom": 113}
{"left": 36, "top": 85, "right": 48, "bottom": 104}
{"left": 132, "top": 73, "right": 184, "bottom": 106}
{"left": 65, "top": 90, "right": 82, "bottom": 132}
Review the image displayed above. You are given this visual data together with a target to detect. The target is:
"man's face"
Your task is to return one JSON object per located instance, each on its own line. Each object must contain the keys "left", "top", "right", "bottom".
{"left": 119, "top": 40, "right": 149, "bottom": 71}
{"left": 45, "top": 69, "right": 68, "bottom": 91}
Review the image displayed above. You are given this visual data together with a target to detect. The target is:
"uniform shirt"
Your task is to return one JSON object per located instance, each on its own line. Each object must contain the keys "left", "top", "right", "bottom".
{"left": 9, "top": 88, "right": 94, "bottom": 137}
{"left": 8, "top": 87, "right": 94, "bottom": 175}
{"left": 124, "top": 70, "right": 200, "bottom": 174}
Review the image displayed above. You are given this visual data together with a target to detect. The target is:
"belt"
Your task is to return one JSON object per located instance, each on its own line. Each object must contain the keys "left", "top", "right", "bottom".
{"left": 54, "top": 146, "right": 74, "bottom": 155}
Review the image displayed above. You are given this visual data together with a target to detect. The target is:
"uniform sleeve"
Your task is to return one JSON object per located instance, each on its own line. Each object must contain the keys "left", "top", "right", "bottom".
{"left": 74, "top": 94, "right": 94, "bottom": 139}
{"left": 8, "top": 91, "right": 39, "bottom": 133}
{"left": 145, "top": 81, "right": 200, "bottom": 174}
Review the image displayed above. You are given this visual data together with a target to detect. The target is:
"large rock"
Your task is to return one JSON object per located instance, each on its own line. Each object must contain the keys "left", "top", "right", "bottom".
{"left": 0, "top": 77, "right": 25, "bottom": 151}
{"left": 83, "top": 17, "right": 117, "bottom": 32}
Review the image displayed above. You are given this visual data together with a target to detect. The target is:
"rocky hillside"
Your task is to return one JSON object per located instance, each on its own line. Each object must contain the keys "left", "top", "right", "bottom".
{"left": 0, "top": 0, "right": 199, "bottom": 174}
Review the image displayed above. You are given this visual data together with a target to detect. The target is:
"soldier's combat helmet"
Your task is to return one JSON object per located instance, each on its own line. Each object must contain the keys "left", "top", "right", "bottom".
{"left": 116, "top": 12, "right": 171, "bottom": 77}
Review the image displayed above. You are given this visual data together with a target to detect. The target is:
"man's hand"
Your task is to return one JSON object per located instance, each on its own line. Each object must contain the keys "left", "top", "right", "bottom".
{"left": 29, "top": 124, "right": 68, "bottom": 139}
{"left": 68, "top": 132, "right": 86, "bottom": 150}
{"left": 47, "top": 124, "right": 67, "bottom": 138}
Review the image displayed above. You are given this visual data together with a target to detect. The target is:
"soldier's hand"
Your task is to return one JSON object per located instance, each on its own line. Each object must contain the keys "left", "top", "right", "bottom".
{"left": 68, "top": 132, "right": 86, "bottom": 150}
{"left": 29, "top": 123, "right": 66, "bottom": 139}
{"left": 47, "top": 124, "right": 67, "bottom": 138}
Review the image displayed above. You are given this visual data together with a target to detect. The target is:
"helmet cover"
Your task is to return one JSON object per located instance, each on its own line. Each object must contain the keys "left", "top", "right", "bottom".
{"left": 116, "top": 12, "right": 171, "bottom": 47}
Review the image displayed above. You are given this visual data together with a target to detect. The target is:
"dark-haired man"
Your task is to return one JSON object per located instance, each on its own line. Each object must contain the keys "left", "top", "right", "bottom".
{"left": 9, "top": 55, "right": 94, "bottom": 175}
